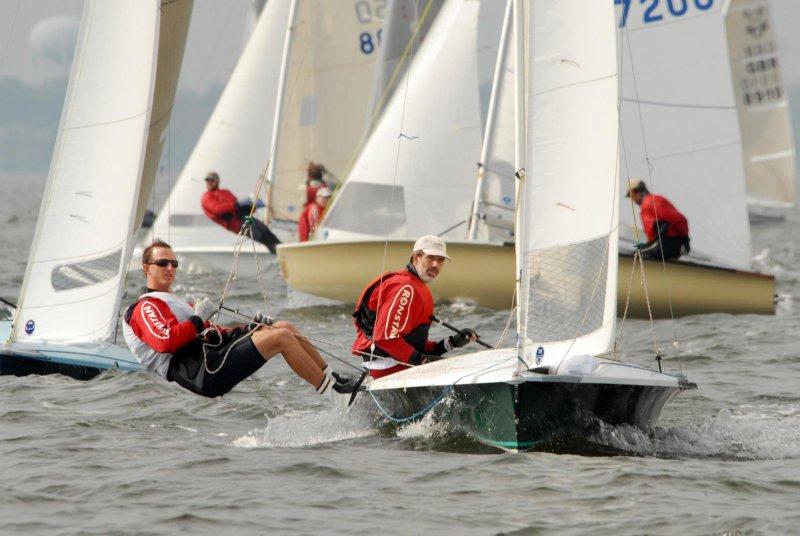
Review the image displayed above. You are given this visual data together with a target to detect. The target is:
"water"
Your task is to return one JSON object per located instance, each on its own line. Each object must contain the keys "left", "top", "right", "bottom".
{"left": 2, "top": 172, "right": 800, "bottom": 534}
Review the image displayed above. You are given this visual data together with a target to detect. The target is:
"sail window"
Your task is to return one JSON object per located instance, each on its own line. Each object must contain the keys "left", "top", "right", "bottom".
{"left": 168, "top": 214, "right": 216, "bottom": 227}
{"left": 51, "top": 249, "right": 122, "bottom": 292}
{"left": 325, "top": 183, "right": 406, "bottom": 236}
{"left": 524, "top": 234, "right": 609, "bottom": 342}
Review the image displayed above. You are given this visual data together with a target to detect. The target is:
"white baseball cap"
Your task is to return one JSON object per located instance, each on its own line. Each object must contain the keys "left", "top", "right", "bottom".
{"left": 412, "top": 235, "right": 451, "bottom": 260}
{"left": 316, "top": 187, "right": 332, "bottom": 198}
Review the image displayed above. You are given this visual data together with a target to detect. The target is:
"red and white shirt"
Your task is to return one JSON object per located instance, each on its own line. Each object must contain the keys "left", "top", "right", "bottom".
{"left": 122, "top": 292, "right": 205, "bottom": 378}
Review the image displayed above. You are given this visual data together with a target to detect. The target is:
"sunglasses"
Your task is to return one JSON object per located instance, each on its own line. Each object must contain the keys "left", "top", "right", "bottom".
{"left": 148, "top": 259, "right": 179, "bottom": 268}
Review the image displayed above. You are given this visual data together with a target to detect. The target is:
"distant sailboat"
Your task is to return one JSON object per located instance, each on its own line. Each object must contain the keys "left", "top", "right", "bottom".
{"left": 277, "top": 0, "right": 776, "bottom": 317}
{"left": 0, "top": 0, "right": 192, "bottom": 379}
{"left": 367, "top": 0, "right": 695, "bottom": 451}
{"left": 725, "top": 0, "right": 796, "bottom": 217}
{"left": 150, "top": 0, "right": 386, "bottom": 274}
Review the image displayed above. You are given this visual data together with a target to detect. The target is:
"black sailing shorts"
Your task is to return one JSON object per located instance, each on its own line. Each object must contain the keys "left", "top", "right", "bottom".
{"left": 167, "top": 326, "right": 266, "bottom": 398}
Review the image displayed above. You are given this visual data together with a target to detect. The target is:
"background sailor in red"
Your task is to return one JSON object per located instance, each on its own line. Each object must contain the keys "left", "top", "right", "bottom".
{"left": 298, "top": 186, "right": 331, "bottom": 241}
{"left": 352, "top": 235, "right": 478, "bottom": 378}
{"left": 626, "top": 179, "right": 690, "bottom": 260}
{"left": 200, "top": 171, "right": 281, "bottom": 253}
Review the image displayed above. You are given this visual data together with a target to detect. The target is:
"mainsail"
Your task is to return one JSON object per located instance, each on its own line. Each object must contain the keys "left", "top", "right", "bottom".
{"left": 267, "top": 0, "right": 386, "bottom": 224}
{"left": 11, "top": 0, "right": 192, "bottom": 345}
{"left": 517, "top": 0, "right": 619, "bottom": 367}
{"left": 616, "top": 1, "right": 752, "bottom": 270}
{"left": 320, "top": 0, "right": 504, "bottom": 240}
{"left": 149, "top": 0, "right": 290, "bottom": 250}
{"left": 726, "top": 0, "right": 796, "bottom": 209}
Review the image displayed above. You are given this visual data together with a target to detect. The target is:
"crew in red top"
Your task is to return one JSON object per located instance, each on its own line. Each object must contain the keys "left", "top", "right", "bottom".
{"left": 352, "top": 235, "right": 478, "bottom": 378}
{"left": 200, "top": 171, "right": 281, "bottom": 253}
{"left": 123, "top": 240, "right": 355, "bottom": 401}
{"left": 305, "top": 162, "right": 328, "bottom": 206}
{"left": 626, "top": 179, "right": 690, "bottom": 260}
{"left": 201, "top": 172, "right": 241, "bottom": 232}
{"left": 298, "top": 187, "right": 331, "bottom": 241}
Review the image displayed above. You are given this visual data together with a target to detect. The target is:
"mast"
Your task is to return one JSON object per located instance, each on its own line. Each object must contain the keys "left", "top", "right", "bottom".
{"left": 512, "top": 0, "right": 526, "bottom": 359}
{"left": 467, "top": 0, "right": 513, "bottom": 241}
{"left": 265, "top": 0, "right": 299, "bottom": 223}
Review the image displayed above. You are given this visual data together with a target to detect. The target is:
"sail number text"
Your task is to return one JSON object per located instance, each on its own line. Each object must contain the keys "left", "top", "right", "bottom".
{"left": 615, "top": 0, "right": 715, "bottom": 28}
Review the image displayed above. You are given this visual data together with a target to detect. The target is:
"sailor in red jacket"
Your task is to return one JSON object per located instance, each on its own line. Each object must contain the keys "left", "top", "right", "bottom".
{"left": 123, "top": 239, "right": 354, "bottom": 400}
{"left": 298, "top": 187, "right": 331, "bottom": 241}
{"left": 200, "top": 171, "right": 281, "bottom": 253}
{"left": 626, "top": 179, "right": 690, "bottom": 260}
{"left": 352, "top": 235, "right": 478, "bottom": 379}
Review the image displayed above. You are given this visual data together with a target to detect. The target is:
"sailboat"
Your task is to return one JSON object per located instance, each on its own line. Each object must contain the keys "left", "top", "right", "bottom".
{"left": 367, "top": 0, "right": 694, "bottom": 452}
{"left": 725, "top": 0, "right": 796, "bottom": 218}
{"left": 148, "top": 0, "right": 386, "bottom": 273}
{"left": 277, "top": 0, "right": 776, "bottom": 317}
{"left": 0, "top": 0, "right": 192, "bottom": 379}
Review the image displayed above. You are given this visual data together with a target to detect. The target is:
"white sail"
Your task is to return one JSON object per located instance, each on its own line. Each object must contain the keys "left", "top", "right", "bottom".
{"left": 726, "top": 0, "right": 796, "bottom": 208}
{"left": 320, "top": 0, "right": 504, "bottom": 240}
{"left": 149, "top": 0, "right": 290, "bottom": 251}
{"left": 616, "top": 1, "right": 751, "bottom": 270}
{"left": 11, "top": 1, "right": 160, "bottom": 344}
{"left": 267, "top": 0, "right": 386, "bottom": 224}
{"left": 366, "top": 0, "right": 445, "bottom": 124}
{"left": 468, "top": 0, "right": 515, "bottom": 243}
{"left": 518, "top": 0, "right": 619, "bottom": 367}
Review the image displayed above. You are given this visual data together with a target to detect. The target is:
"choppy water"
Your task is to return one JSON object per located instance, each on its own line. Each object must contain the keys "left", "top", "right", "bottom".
{"left": 2, "top": 172, "right": 800, "bottom": 535}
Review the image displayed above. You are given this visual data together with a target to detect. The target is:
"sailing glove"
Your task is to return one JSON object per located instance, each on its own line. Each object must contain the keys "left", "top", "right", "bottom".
{"left": 193, "top": 297, "right": 217, "bottom": 322}
{"left": 249, "top": 311, "right": 273, "bottom": 330}
{"left": 449, "top": 328, "right": 478, "bottom": 349}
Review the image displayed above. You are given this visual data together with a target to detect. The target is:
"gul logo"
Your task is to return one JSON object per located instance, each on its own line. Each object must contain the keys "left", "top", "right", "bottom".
{"left": 535, "top": 346, "right": 544, "bottom": 365}
{"left": 386, "top": 285, "right": 414, "bottom": 339}
{"left": 140, "top": 302, "right": 170, "bottom": 339}
{"left": 24, "top": 320, "right": 35, "bottom": 335}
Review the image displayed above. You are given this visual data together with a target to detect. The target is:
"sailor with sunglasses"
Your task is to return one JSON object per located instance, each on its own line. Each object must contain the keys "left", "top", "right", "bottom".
{"left": 123, "top": 239, "right": 354, "bottom": 400}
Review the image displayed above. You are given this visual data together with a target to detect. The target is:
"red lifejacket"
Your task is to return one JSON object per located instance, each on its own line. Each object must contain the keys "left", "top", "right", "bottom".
{"left": 201, "top": 188, "right": 241, "bottom": 232}
{"left": 352, "top": 265, "right": 442, "bottom": 378}
{"left": 640, "top": 194, "right": 689, "bottom": 241}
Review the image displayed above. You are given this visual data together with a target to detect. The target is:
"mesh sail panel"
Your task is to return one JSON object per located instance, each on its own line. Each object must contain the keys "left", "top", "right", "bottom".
{"left": 524, "top": 234, "right": 609, "bottom": 342}
{"left": 324, "top": 183, "right": 406, "bottom": 236}
{"left": 51, "top": 249, "right": 122, "bottom": 292}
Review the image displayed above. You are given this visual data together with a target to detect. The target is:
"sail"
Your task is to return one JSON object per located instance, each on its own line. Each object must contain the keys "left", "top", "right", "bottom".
{"left": 468, "top": 0, "right": 515, "bottom": 243}
{"left": 267, "top": 0, "right": 385, "bottom": 224}
{"left": 134, "top": 0, "right": 194, "bottom": 232}
{"left": 320, "top": 0, "right": 504, "bottom": 240}
{"left": 366, "top": 0, "right": 445, "bottom": 125}
{"left": 11, "top": 1, "right": 160, "bottom": 344}
{"left": 518, "top": 0, "right": 619, "bottom": 366}
{"left": 616, "top": 1, "right": 751, "bottom": 270}
{"left": 726, "top": 0, "right": 796, "bottom": 208}
{"left": 149, "top": 0, "right": 290, "bottom": 251}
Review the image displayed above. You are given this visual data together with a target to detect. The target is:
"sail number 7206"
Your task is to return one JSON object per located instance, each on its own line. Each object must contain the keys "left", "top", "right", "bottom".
{"left": 615, "top": 0, "right": 715, "bottom": 28}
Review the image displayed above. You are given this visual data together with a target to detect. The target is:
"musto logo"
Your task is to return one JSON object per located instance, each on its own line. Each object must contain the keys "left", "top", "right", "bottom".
{"left": 24, "top": 320, "right": 35, "bottom": 335}
{"left": 386, "top": 285, "right": 414, "bottom": 339}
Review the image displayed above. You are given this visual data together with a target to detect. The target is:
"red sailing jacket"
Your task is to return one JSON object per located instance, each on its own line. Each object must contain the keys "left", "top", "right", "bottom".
{"left": 201, "top": 188, "right": 241, "bottom": 232}
{"left": 640, "top": 194, "right": 689, "bottom": 241}
{"left": 126, "top": 297, "right": 205, "bottom": 354}
{"left": 298, "top": 202, "right": 324, "bottom": 242}
{"left": 352, "top": 266, "right": 440, "bottom": 378}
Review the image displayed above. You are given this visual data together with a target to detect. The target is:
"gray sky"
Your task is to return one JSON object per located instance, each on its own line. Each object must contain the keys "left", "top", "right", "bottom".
{"left": 0, "top": 0, "right": 256, "bottom": 91}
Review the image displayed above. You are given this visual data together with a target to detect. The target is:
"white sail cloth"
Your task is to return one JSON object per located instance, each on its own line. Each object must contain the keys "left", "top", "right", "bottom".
{"left": 321, "top": 0, "right": 504, "bottom": 240}
{"left": 616, "top": 1, "right": 752, "bottom": 270}
{"left": 726, "top": 0, "right": 796, "bottom": 209}
{"left": 12, "top": 1, "right": 160, "bottom": 345}
{"left": 148, "top": 0, "right": 290, "bottom": 251}
{"left": 517, "top": 0, "right": 619, "bottom": 367}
